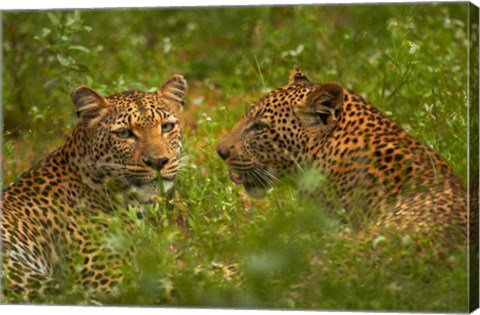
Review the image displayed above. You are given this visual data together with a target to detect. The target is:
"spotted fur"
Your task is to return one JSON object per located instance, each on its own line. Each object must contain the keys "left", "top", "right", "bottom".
{"left": 217, "top": 66, "right": 467, "bottom": 243}
{"left": 1, "top": 75, "right": 187, "bottom": 300}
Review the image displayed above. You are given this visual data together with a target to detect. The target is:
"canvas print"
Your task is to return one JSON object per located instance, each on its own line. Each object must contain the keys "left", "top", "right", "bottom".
{"left": 1, "top": 2, "right": 479, "bottom": 312}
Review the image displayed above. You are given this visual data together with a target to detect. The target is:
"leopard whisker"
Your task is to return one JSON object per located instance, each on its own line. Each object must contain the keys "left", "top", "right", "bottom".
{"left": 179, "top": 155, "right": 190, "bottom": 162}
{"left": 255, "top": 167, "right": 279, "bottom": 183}
{"left": 292, "top": 159, "right": 304, "bottom": 173}
{"left": 247, "top": 171, "right": 264, "bottom": 188}
{"left": 173, "top": 171, "right": 187, "bottom": 181}
{"left": 250, "top": 167, "right": 271, "bottom": 188}
{"left": 251, "top": 169, "right": 272, "bottom": 186}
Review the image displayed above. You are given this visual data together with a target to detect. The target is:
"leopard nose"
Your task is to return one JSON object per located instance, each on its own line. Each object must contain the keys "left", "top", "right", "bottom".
{"left": 216, "top": 146, "right": 230, "bottom": 160}
{"left": 144, "top": 157, "right": 170, "bottom": 170}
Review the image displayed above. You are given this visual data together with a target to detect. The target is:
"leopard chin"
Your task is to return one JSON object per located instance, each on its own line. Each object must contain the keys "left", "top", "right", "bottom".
{"left": 245, "top": 185, "right": 267, "bottom": 199}
{"left": 127, "top": 179, "right": 175, "bottom": 203}
{"left": 162, "top": 179, "right": 175, "bottom": 193}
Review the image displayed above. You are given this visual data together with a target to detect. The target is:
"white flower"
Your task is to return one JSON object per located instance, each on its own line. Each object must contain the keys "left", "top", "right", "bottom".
{"left": 163, "top": 37, "right": 172, "bottom": 54}
{"left": 387, "top": 18, "right": 398, "bottom": 30}
{"left": 408, "top": 41, "right": 418, "bottom": 54}
{"left": 280, "top": 44, "right": 305, "bottom": 58}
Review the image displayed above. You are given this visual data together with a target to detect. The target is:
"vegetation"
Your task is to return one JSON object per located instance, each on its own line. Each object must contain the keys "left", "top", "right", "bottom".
{"left": 2, "top": 3, "right": 474, "bottom": 311}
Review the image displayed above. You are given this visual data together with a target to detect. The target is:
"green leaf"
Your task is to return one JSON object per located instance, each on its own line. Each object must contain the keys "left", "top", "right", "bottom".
{"left": 187, "top": 218, "right": 196, "bottom": 229}
{"left": 73, "top": 10, "right": 81, "bottom": 21}
{"left": 85, "top": 75, "right": 94, "bottom": 86}
{"left": 68, "top": 45, "right": 90, "bottom": 53}
{"left": 40, "top": 28, "right": 51, "bottom": 38}
{"left": 47, "top": 13, "right": 60, "bottom": 26}
{"left": 43, "top": 78, "right": 60, "bottom": 88}
{"left": 56, "top": 54, "right": 71, "bottom": 66}
{"left": 65, "top": 16, "right": 75, "bottom": 26}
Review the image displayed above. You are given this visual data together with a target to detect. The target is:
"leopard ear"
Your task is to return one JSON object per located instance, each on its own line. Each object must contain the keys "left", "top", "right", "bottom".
{"left": 288, "top": 65, "right": 312, "bottom": 87}
{"left": 295, "top": 82, "right": 344, "bottom": 129}
{"left": 157, "top": 74, "right": 187, "bottom": 115}
{"left": 72, "top": 86, "right": 109, "bottom": 122}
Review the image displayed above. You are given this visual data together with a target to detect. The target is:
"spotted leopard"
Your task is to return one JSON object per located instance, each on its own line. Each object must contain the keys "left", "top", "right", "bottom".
{"left": 2, "top": 75, "right": 187, "bottom": 301}
{"left": 217, "top": 66, "right": 467, "bottom": 244}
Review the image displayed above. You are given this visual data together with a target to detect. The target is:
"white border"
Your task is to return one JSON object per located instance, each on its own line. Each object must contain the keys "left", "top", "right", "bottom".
{"left": 0, "top": 0, "right": 477, "bottom": 10}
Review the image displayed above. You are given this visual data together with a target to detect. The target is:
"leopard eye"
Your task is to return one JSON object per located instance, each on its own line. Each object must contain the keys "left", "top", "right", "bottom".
{"left": 315, "top": 112, "right": 330, "bottom": 125}
{"left": 114, "top": 128, "right": 134, "bottom": 139}
{"left": 162, "top": 123, "right": 175, "bottom": 133}
{"left": 252, "top": 122, "right": 268, "bottom": 132}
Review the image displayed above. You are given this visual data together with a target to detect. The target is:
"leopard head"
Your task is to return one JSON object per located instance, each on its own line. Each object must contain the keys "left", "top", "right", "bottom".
{"left": 216, "top": 66, "right": 343, "bottom": 199}
{"left": 71, "top": 75, "right": 187, "bottom": 202}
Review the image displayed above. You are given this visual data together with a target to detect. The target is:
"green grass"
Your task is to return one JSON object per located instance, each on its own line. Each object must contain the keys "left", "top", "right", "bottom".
{"left": 2, "top": 3, "right": 473, "bottom": 311}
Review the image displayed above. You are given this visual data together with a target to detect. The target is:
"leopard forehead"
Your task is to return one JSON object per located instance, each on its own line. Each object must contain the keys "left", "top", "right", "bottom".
{"left": 246, "top": 85, "right": 313, "bottom": 120}
{"left": 106, "top": 90, "right": 176, "bottom": 127}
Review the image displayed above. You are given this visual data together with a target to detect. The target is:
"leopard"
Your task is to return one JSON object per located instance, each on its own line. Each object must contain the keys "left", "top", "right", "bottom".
{"left": 1, "top": 74, "right": 187, "bottom": 302}
{"left": 216, "top": 65, "right": 468, "bottom": 245}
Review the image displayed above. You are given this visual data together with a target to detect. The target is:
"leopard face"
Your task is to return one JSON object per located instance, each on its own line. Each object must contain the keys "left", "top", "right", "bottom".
{"left": 215, "top": 84, "right": 312, "bottom": 199}
{"left": 216, "top": 67, "right": 340, "bottom": 199}
{"left": 72, "top": 75, "right": 187, "bottom": 202}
